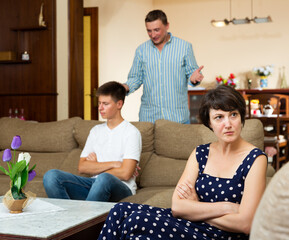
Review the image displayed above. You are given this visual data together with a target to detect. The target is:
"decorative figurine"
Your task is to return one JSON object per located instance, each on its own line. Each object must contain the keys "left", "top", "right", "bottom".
{"left": 38, "top": 3, "right": 46, "bottom": 27}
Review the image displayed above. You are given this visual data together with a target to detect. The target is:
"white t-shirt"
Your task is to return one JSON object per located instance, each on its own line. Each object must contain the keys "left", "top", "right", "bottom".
{"left": 80, "top": 120, "right": 142, "bottom": 194}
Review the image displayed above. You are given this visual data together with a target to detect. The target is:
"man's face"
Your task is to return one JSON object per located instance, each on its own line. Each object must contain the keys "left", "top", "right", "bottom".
{"left": 145, "top": 19, "right": 169, "bottom": 46}
{"left": 98, "top": 95, "right": 122, "bottom": 120}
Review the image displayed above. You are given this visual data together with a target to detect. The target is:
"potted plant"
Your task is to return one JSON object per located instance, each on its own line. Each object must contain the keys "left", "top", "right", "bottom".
{"left": 0, "top": 136, "right": 36, "bottom": 213}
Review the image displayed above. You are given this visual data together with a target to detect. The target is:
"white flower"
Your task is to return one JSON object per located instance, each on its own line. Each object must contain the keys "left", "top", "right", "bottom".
{"left": 253, "top": 65, "right": 274, "bottom": 77}
{"left": 18, "top": 152, "right": 31, "bottom": 165}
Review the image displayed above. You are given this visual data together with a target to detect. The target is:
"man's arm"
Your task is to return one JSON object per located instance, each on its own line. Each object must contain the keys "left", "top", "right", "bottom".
{"left": 125, "top": 49, "right": 144, "bottom": 94}
{"left": 78, "top": 153, "right": 122, "bottom": 176}
{"left": 184, "top": 43, "right": 204, "bottom": 86}
{"left": 190, "top": 65, "right": 204, "bottom": 85}
{"left": 105, "top": 159, "right": 138, "bottom": 181}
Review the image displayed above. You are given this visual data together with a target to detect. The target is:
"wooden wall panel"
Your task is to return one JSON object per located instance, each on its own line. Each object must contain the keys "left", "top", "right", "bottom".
{"left": 69, "top": 0, "right": 84, "bottom": 119}
{"left": 0, "top": 95, "right": 57, "bottom": 122}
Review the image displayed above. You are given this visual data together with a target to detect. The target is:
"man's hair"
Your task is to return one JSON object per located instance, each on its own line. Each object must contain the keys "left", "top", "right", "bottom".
{"left": 145, "top": 10, "right": 168, "bottom": 25}
{"left": 199, "top": 85, "right": 246, "bottom": 130}
{"left": 96, "top": 81, "right": 126, "bottom": 103}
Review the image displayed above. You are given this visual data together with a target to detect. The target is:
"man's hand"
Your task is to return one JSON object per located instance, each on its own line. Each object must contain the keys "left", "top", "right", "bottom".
{"left": 122, "top": 83, "right": 129, "bottom": 92}
{"left": 86, "top": 152, "right": 97, "bottom": 161}
{"left": 190, "top": 66, "right": 204, "bottom": 84}
{"left": 133, "top": 165, "right": 141, "bottom": 177}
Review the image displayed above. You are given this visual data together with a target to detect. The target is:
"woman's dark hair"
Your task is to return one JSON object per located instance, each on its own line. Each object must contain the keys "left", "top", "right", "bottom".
{"left": 199, "top": 85, "right": 246, "bottom": 130}
{"left": 145, "top": 10, "right": 168, "bottom": 25}
{"left": 96, "top": 81, "right": 126, "bottom": 103}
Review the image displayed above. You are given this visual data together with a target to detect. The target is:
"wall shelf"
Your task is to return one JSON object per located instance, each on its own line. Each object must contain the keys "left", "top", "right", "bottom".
{"left": 10, "top": 26, "right": 47, "bottom": 31}
{"left": 0, "top": 60, "right": 31, "bottom": 64}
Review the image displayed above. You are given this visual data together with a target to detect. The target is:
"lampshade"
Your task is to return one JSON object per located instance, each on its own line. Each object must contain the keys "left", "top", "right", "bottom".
{"left": 253, "top": 16, "right": 272, "bottom": 23}
{"left": 211, "top": 0, "right": 272, "bottom": 27}
{"left": 211, "top": 19, "right": 230, "bottom": 27}
{"left": 232, "top": 17, "right": 251, "bottom": 25}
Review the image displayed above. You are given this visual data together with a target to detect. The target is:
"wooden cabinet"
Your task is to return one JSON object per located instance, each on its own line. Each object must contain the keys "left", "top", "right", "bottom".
{"left": 188, "top": 89, "right": 289, "bottom": 124}
{"left": 0, "top": 0, "right": 56, "bottom": 122}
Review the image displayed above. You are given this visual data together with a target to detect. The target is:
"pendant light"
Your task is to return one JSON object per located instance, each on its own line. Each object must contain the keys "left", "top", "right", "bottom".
{"left": 211, "top": 0, "right": 272, "bottom": 27}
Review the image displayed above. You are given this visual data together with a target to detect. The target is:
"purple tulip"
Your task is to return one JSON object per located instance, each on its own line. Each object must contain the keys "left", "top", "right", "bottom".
{"left": 3, "top": 149, "right": 12, "bottom": 162}
{"left": 28, "top": 170, "right": 36, "bottom": 181}
{"left": 11, "top": 135, "right": 22, "bottom": 150}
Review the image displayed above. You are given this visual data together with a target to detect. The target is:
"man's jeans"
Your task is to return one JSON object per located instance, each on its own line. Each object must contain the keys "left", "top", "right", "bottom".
{"left": 43, "top": 169, "right": 132, "bottom": 202}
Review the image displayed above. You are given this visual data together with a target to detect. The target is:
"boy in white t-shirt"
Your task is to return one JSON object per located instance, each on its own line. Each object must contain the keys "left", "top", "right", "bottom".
{"left": 43, "top": 81, "right": 142, "bottom": 202}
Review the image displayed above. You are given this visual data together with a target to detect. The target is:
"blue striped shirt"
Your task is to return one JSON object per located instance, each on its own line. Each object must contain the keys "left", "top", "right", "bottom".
{"left": 126, "top": 33, "right": 200, "bottom": 123}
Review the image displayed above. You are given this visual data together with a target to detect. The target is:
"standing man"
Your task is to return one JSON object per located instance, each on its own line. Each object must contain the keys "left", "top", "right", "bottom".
{"left": 123, "top": 9, "right": 204, "bottom": 124}
{"left": 43, "top": 81, "right": 142, "bottom": 202}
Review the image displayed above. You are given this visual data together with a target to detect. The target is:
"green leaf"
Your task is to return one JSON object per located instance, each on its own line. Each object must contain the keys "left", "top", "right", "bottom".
{"left": 0, "top": 166, "right": 9, "bottom": 176}
{"left": 7, "top": 162, "right": 12, "bottom": 177}
{"left": 29, "top": 164, "right": 36, "bottom": 172}
{"left": 11, "top": 185, "right": 26, "bottom": 200}
{"left": 11, "top": 185, "right": 19, "bottom": 199}
{"left": 14, "top": 174, "right": 22, "bottom": 193}
{"left": 11, "top": 160, "right": 27, "bottom": 180}
{"left": 21, "top": 166, "right": 29, "bottom": 189}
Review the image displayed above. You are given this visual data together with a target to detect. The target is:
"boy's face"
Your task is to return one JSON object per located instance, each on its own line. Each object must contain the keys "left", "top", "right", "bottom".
{"left": 98, "top": 95, "right": 122, "bottom": 120}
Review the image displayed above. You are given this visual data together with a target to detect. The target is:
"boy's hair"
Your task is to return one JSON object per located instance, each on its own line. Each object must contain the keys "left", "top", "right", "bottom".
{"left": 96, "top": 81, "right": 126, "bottom": 103}
{"left": 145, "top": 10, "right": 168, "bottom": 25}
{"left": 199, "top": 85, "right": 246, "bottom": 130}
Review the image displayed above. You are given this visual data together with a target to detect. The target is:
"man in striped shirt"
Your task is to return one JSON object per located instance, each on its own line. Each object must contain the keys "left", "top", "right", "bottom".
{"left": 123, "top": 9, "right": 204, "bottom": 124}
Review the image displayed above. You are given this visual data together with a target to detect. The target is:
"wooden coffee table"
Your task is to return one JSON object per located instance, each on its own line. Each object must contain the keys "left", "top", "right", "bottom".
{"left": 0, "top": 197, "right": 115, "bottom": 240}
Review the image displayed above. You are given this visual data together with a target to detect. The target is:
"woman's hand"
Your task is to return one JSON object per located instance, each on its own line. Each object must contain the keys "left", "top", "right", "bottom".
{"left": 176, "top": 180, "right": 197, "bottom": 200}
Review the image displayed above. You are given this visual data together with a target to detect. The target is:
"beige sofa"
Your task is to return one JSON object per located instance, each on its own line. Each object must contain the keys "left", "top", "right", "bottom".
{"left": 249, "top": 161, "right": 289, "bottom": 239}
{"left": 0, "top": 117, "right": 273, "bottom": 210}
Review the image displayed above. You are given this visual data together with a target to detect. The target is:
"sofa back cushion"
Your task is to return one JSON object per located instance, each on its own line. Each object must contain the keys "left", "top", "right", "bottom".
{"left": 250, "top": 162, "right": 289, "bottom": 240}
{"left": 140, "top": 119, "right": 264, "bottom": 188}
{"left": 154, "top": 119, "right": 264, "bottom": 160}
{"left": 0, "top": 117, "right": 81, "bottom": 152}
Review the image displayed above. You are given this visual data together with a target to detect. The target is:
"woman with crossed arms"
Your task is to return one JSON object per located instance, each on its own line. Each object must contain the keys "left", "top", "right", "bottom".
{"left": 98, "top": 85, "right": 267, "bottom": 240}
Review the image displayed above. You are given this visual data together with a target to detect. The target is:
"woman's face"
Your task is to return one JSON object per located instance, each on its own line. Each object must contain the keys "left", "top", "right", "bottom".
{"left": 209, "top": 108, "right": 242, "bottom": 143}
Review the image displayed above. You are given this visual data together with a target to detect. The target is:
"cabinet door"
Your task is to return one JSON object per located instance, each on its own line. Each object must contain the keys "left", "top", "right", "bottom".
{"left": 189, "top": 93, "right": 204, "bottom": 124}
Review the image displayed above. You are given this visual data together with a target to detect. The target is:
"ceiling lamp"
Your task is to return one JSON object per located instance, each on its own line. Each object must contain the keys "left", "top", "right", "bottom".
{"left": 211, "top": 0, "right": 272, "bottom": 27}
{"left": 232, "top": 17, "right": 251, "bottom": 25}
{"left": 211, "top": 19, "right": 230, "bottom": 27}
{"left": 253, "top": 16, "right": 272, "bottom": 23}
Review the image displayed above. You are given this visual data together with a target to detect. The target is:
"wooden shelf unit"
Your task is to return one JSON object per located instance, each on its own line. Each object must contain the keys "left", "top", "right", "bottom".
{"left": 188, "top": 89, "right": 289, "bottom": 123}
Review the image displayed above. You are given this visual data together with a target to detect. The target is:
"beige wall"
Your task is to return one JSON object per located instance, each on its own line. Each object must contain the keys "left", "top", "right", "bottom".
{"left": 57, "top": 0, "right": 289, "bottom": 121}
{"left": 56, "top": 0, "right": 69, "bottom": 120}
{"left": 154, "top": 0, "right": 289, "bottom": 90}
{"left": 84, "top": 0, "right": 153, "bottom": 121}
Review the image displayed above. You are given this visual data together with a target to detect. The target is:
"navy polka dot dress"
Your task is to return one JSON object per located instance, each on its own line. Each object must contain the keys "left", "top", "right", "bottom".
{"left": 98, "top": 143, "right": 266, "bottom": 240}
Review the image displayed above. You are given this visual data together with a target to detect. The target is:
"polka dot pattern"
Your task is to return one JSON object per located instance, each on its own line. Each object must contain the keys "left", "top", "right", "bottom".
{"left": 196, "top": 144, "right": 265, "bottom": 204}
{"left": 97, "top": 144, "right": 265, "bottom": 240}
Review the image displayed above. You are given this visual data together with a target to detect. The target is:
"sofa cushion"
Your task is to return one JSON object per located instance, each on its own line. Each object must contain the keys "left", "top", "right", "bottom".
{"left": 240, "top": 119, "right": 264, "bottom": 150}
{"left": 250, "top": 162, "right": 289, "bottom": 239}
{"left": 139, "top": 153, "right": 186, "bottom": 188}
{"left": 0, "top": 117, "right": 81, "bottom": 152}
{"left": 154, "top": 119, "right": 217, "bottom": 160}
{"left": 154, "top": 119, "right": 264, "bottom": 160}
{"left": 121, "top": 187, "right": 174, "bottom": 208}
{"left": 130, "top": 122, "right": 154, "bottom": 153}
{"left": 59, "top": 148, "right": 90, "bottom": 176}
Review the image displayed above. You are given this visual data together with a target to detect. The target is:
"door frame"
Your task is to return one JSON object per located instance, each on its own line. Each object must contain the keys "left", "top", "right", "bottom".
{"left": 68, "top": 2, "right": 98, "bottom": 120}
{"left": 68, "top": 0, "right": 84, "bottom": 119}
{"left": 84, "top": 7, "right": 99, "bottom": 120}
